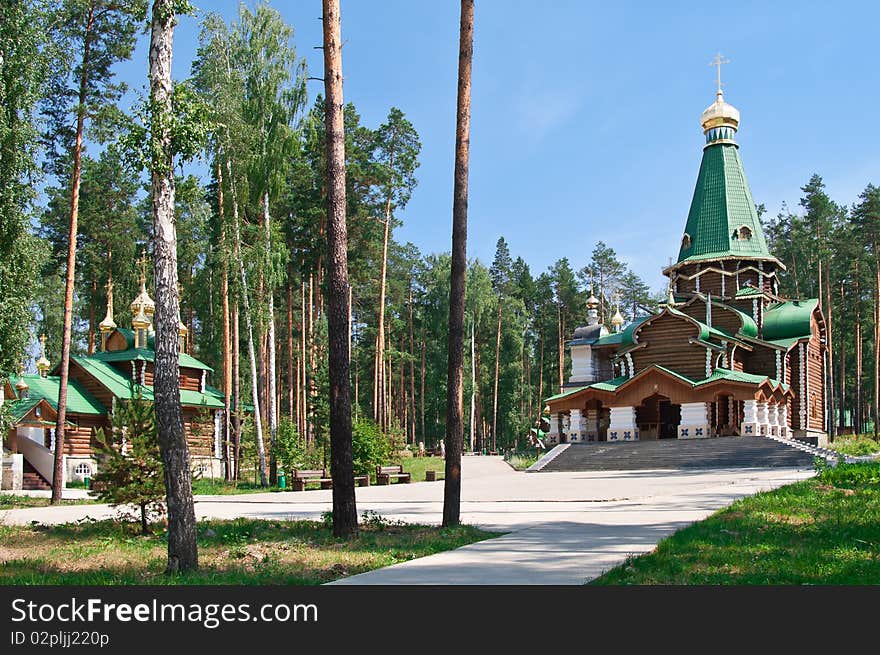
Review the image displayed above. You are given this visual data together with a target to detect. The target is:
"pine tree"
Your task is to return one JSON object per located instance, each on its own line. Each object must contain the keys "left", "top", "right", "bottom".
{"left": 92, "top": 395, "right": 165, "bottom": 535}
{"left": 443, "top": 0, "right": 474, "bottom": 528}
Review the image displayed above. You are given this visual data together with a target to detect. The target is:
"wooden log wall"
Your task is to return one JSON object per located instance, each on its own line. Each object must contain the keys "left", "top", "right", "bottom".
{"left": 630, "top": 314, "right": 709, "bottom": 380}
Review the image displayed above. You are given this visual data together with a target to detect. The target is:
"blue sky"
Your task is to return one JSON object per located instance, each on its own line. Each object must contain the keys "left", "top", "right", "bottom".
{"left": 113, "top": 0, "right": 880, "bottom": 291}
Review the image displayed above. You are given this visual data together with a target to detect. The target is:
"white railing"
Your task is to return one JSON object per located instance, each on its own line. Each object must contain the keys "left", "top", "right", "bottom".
{"left": 17, "top": 434, "right": 59, "bottom": 484}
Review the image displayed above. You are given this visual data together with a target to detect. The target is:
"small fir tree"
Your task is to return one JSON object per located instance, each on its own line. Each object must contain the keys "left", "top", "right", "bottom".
{"left": 92, "top": 395, "right": 165, "bottom": 534}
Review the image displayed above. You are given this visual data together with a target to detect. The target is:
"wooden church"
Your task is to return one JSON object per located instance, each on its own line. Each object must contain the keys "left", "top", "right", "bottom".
{"left": 545, "top": 80, "right": 827, "bottom": 448}
{"left": 2, "top": 267, "right": 226, "bottom": 490}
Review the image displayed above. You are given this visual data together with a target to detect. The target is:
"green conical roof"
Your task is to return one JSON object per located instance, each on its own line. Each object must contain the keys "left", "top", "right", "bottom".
{"left": 676, "top": 142, "right": 776, "bottom": 266}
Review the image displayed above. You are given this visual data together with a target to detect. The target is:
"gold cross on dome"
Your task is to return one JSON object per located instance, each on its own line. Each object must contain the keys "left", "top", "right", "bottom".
{"left": 709, "top": 52, "right": 730, "bottom": 94}
{"left": 138, "top": 251, "right": 148, "bottom": 284}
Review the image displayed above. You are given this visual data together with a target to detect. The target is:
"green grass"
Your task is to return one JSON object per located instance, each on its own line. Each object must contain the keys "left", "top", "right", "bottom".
{"left": 191, "top": 478, "right": 280, "bottom": 495}
{"left": 504, "top": 452, "right": 540, "bottom": 471}
{"left": 0, "top": 494, "right": 98, "bottom": 510}
{"left": 401, "top": 456, "right": 445, "bottom": 482}
{"left": 591, "top": 462, "right": 880, "bottom": 585}
{"left": 830, "top": 434, "right": 880, "bottom": 457}
{"left": 0, "top": 516, "right": 497, "bottom": 585}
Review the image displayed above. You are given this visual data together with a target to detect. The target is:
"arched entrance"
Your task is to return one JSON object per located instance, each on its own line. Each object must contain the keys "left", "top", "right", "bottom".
{"left": 637, "top": 393, "right": 681, "bottom": 440}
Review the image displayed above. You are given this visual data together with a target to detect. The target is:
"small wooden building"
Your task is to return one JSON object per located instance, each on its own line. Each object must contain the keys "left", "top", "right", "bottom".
{"left": 546, "top": 86, "right": 827, "bottom": 447}
{"left": 2, "top": 274, "right": 227, "bottom": 490}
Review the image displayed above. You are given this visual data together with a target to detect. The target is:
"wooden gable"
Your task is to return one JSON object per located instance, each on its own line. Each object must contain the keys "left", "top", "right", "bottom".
{"left": 628, "top": 311, "right": 709, "bottom": 380}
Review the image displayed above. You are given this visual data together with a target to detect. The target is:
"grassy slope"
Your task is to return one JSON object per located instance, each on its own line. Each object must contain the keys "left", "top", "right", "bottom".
{"left": 592, "top": 462, "right": 880, "bottom": 585}
{"left": 0, "top": 495, "right": 98, "bottom": 510}
{"left": 830, "top": 434, "right": 880, "bottom": 457}
{"left": 0, "top": 517, "right": 495, "bottom": 585}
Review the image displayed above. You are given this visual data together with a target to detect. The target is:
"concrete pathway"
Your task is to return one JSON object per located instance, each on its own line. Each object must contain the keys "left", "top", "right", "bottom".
{"left": 0, "top": 456, "right": 815, "bottom": 584}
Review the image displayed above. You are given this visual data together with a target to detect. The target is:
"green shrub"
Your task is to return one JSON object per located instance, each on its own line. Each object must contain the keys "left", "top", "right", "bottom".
{"left": 818, "top": 462, "right": 880, "bottom": 489}
{"left": 830, "top": 434, "right": 880, "bottom": 457}
{"left": 272, "top": 418, "right": 322, "bottom": 475}
{"left": 91, "top": 394, "right": 165, "bottom": 534}
{"left": 352, "top": 419, "right": 391, "bottom": 476}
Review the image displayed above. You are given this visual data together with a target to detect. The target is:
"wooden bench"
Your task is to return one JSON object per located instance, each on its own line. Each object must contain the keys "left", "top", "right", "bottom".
{"left": 376, "top": 464, "right": 412, "bottom": 485}
{"left": 290, "top": 469, "right": 370, "bottom": 491}
{"left": 291, "top": 469, "right": 333, "bottom": 491}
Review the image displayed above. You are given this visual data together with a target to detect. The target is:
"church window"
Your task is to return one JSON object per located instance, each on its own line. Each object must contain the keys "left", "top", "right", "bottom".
{"left": 74, "top": 463, "right": 92, "bottom": 478}
{"left": 681, "top": 233, "right": 691, "bottom": 249}
{"left": 810, "top": 393, "right": 818, "bottom": 419}
{"left": 737, "top": 225, "right": 753, "bottom": 240}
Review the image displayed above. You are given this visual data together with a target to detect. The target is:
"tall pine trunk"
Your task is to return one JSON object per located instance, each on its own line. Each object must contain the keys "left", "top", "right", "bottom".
{"left": 149, "top": 0, "right": 197, "bottom": 572}
{"left": 492, "top": 300, "right": 501, "bottom": 451}
{"left": 375, "top": 198, "right": 392, "bottom": 428}
{"left": 287, "top": 276, "right": 295, "bottom": 419}
{"left": 470, "top": 319, "right": 475, "bottom": 452}
{"left": 323, "top": 0, "right": 357, "bottom": 538}
{"left": 408, "top": 284, "right": 416, "bottom": 444}
{"left": 233, "top": 301, "right": 241, "bottom": 479}
{"left": 856, "top": 260, "right": 863, "bottom": 433}
{"left": 443, "top": 0, "right": 473, "bottom": 528}
{"left": 52, "top": 3, "right": 95, "bottom": 505}
{"left": 537, "top": 326, "right": 544, "bottom": 415}
{"left": 839, "top": 280, "right": 845, "bottom": 432}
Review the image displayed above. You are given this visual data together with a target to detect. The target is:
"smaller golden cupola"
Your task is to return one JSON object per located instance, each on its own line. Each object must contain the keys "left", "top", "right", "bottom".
{"left": 99, "top": 278, "right": 117, "bottom": 351}
{"left": 610, "top": 293, "right": 625, "bottom": 333}
{"left": 36, "top": 334, "right": 51, "bottom": 378}
{"left": 15, "top": 376, "right": 29, "bottom": 399}
{"left": 130, "top": 253, "right": 155, "bottom": 322}
{"left": 178, "top": 318, "right": 188, "bottom": 354}
{"left": 132, "top": 302, "right": 150, "bottom": 349}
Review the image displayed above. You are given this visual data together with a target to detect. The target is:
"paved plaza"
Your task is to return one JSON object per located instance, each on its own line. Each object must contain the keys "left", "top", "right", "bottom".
{"left": 1, "top": 456, "right": 814, "bottom": 584}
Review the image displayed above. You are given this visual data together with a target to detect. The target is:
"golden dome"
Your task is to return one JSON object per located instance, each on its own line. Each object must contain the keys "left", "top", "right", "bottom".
{"left": 700, "top": 89, "right": 740, "bottom": 133}
{"left": 100, "top": 282, "right": 117, "bottom": 332}
{"left": 132, "top": 303, "right": 151, "bottom": 330}
{"left": 15, "top": 377, "right": 29, "bottom": 392}
{"left": 35, "top": 334, "right": 50, "bottom": 376}
{"left": 610, "top": 309, "right": 625, "bottom": 327}
{"left": 130, "top": 280, "right": 155, "bottom": 317}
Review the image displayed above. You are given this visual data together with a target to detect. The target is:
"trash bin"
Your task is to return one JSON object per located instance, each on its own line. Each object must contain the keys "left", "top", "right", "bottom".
{"left": 278, "top": 474, "right": 286, "bottom": 490}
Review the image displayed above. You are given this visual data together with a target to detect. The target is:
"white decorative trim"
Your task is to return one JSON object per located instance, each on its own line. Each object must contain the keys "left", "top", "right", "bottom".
{"left": 679, "top": 402, "right": 710, "bottom": 439}
{"left": 721, "top": 341, "right": 729, "bottom": 368}
{"left": 568, "top": 408, "right": 585, "bottom": 442}
{"left": 752, "top": 298, "right": 758, "bottom": 322}
{"left": 201, "top": 370, "right": 206, "bottom": 393}
{"left": 625, "top": 353, "right": 634, "bottom": 378}
{"left": 775, "top": 350, "right": 782, "bottom": 381}
{"left": 695, "top": 264, "right": 701, "bottom": 292}
{"left": 131, "top": 361, "right": 137, "bottom": 382}
{"left": 705, "top": 348, "right": 712, "bottom": 377}
{"left": 799, "top": 342, "right": 807, "bottom": 429}
{"left": 548, "top": 413, "right": 561, "bottom": 446}
{"left": 742, "top": 399, "right": 759, "bottom": 436}
{"left": 758, "top": 261, "right": 764, "bottom": 291}
{"left": 214, "top": 410, "right": 222, "bottom": 458}
{"left": 720, "top": 261, "right": 726, "bottom": 296}
{"left": 608, "top": 406, "right": 639, "bottom": 441}
{"left": 139, "top": 361, "right": 145, "bottom": 386}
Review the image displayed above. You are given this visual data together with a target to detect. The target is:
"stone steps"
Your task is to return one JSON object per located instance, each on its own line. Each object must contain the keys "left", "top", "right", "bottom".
{"left": 539, "top": 436, "right": 816, "bottom": 472}
{"left": 22, "top": 460, "right": 51, "bottom": 490}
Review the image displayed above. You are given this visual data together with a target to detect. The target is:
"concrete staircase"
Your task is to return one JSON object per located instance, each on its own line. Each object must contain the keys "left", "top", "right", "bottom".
{"left": 22, "top": 459, "right": 51, "bottom": 490}
{"left": 537, "top": 436, "right": 817, "bottom": 472}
